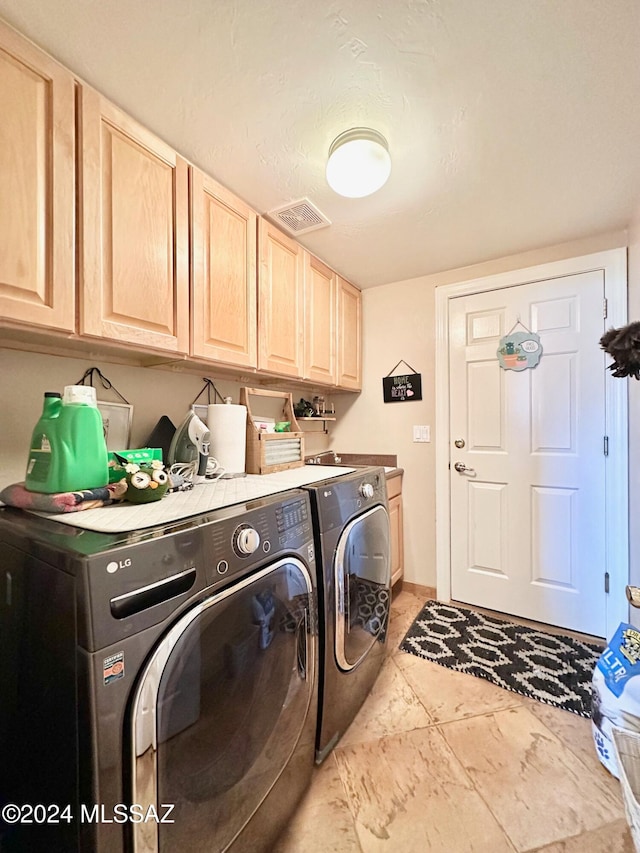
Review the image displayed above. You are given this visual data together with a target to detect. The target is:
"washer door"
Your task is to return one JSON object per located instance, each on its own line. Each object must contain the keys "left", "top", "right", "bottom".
{"left": 334, "top": 505, "right": 391, "bottom": 671}
{"left": 130, "top": 558, "right": 315, "bottom": 853}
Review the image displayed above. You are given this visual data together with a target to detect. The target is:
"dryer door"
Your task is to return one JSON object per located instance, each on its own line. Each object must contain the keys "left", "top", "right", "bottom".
{"left": 334, "top": 504, "right": 391, "bottom": 671}
{"left": 130, "top": 557, "right": 315, "bottom": 853}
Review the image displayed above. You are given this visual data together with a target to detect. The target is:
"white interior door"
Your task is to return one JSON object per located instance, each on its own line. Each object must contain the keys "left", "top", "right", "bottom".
{"left": 449, "top": 270, "right": 608, "bottom": 636}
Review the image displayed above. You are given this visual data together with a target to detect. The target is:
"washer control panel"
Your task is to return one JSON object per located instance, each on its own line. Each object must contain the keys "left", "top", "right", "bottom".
{"left": 202, "top": 492, "right": 313, "bottom": 589}
{"left": 359, "top": 482, "right": 375, "bottom": 500}
{"left": 275, "top": 499, "right": 310, "bottom": 547}
{"left": 233, "top": 524, "right": 261, "bottom": 557}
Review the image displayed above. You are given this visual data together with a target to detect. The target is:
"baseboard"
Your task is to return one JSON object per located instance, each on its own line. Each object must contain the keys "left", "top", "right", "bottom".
{"left": 398, "top": 582, "right": 436, "bottom": 600}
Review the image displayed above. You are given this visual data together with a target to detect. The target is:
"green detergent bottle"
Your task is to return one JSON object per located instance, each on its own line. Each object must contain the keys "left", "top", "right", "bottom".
{"left": 25, "top": 385, "right": 109, "bottom": 493}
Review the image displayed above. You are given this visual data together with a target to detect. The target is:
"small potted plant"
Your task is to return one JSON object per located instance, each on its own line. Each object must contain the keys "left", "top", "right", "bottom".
{"left": 499, "top": 341, "right": 521, "bottom": 368}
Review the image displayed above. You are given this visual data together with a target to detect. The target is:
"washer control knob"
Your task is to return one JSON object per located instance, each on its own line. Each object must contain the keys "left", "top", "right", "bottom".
{"left": 360, "top": 482, "right": 375, "bottom": 500}
{"left": 234, "top": 525, "right": 261, "bottom": 556}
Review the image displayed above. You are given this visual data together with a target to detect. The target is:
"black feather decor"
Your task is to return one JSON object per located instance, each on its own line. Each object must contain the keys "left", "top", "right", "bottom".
{"left": 600, "top": 322, "right": 640, "bottom": 379}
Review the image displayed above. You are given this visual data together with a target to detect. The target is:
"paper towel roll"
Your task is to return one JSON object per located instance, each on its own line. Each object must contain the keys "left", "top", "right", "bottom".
{"left": 207, "top": 404, "right": 247, "bottom": 476}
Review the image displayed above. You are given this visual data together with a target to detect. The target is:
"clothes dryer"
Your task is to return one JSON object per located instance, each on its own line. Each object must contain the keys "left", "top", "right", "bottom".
{"left": 0, "top": 490, "right": 317, "bottom": 853}
{"left": 303, "top": 467, "right": 391, "bottom": 762}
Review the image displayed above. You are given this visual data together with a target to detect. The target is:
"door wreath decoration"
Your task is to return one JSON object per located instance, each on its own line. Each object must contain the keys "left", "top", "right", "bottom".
{"left": 497, "top": 319, "right": 542, "bottom": 371}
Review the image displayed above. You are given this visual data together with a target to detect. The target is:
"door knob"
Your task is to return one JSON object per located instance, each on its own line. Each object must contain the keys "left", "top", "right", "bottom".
{"left": 454, "top": 462, "right": 475, "bottom": 474}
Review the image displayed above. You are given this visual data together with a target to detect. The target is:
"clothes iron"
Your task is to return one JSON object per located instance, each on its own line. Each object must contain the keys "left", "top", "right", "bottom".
{"left": 168, "top": 411, "right": 211, "bottom": 484}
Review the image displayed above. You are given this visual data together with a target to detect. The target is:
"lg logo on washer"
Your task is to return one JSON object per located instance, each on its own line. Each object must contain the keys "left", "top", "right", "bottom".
{"left": 106, "top": 558, "right": 132, "bottom": 574}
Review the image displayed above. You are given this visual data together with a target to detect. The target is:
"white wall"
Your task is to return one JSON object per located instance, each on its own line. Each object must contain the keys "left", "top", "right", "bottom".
{"left": 0, "top": 349, "right": 330, "bottom": 492}
{"left": 626, "top": 207, "right": 640, "bottom": 625}
{"left": 333, "top": 228, "right": 629, "bottom": 588}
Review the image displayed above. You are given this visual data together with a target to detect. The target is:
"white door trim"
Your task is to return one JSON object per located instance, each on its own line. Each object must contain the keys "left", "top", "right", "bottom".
{"left": 435, "top": 248, "right": 629, "bottom": 638}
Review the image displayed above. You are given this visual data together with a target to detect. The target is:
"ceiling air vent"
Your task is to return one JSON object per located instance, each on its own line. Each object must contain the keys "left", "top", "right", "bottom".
{"left": 267, "top": 198, "right": 331, "bottom": 235}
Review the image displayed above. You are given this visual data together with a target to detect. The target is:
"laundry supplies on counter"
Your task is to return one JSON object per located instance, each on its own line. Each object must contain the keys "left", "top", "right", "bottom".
{"left": 240, "top": 387, "right": 305, "bottom": 475}
{"left": 207, "top": 399, "right": 247, "bottom": 477}
{"left": 24, "top": 385, "right": 109, "bottom": 493}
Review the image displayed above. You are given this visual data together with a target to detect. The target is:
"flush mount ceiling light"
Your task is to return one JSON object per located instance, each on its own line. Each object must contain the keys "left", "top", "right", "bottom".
{"left": 326, "top": 128, "right": 391, "bottom": 198}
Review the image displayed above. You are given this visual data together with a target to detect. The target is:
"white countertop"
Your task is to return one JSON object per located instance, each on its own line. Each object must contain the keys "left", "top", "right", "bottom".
{"left": 34, "top": 465, "right": 356, "bottom": 533}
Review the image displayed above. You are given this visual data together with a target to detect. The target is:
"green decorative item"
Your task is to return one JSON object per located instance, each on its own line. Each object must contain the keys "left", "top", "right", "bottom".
{"left": 497, "top": 322, "right": 542, "bottom": 371}
{"left": 107, "top": 448, "right": 163, "bottom": 483}
{"left": 116, "top": 460, "right": 170, "bottom": 504}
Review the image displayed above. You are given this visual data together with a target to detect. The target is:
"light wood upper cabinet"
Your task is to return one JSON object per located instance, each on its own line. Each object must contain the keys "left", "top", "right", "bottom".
{"left": 191, "top": 168, "right": 257, "bottom": 368}
{"left": 304, "top": 253, "right": 336, "bottom": 385}
{"left": 258, "top": 219, "right": 304, "bottom": 378}
{"left": 337, "top": 276, "right": 362, "bottom": 390}
{"left": 0, "top": 22, "right": 75, "bottom": 332}
{"left": 78, "top": 87, "right": 189, "bottom": 353}
{"left": 0, "top": 22, "right": 363, "bottom": 389}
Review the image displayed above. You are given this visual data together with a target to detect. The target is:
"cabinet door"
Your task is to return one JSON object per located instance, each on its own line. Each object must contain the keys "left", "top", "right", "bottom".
{"left": 258, "top": 219, "right": 304, "bottom": 378}
{"left": 191, "top": 168, "right": 257, "bottom": 368}
{"left": 0, "top": 22, "right": 74, "bottom": 332}
{"left": 304, "top": 253, "right": 336, "bottom": 385}
{"left": 78, "top": 87, "right": 188, "bottom": 353}
{"left": 337, "top": 277, "right": 362, "bottom": 390}
{"left": 389, "top": 493, "right": 404, "bottom": 587}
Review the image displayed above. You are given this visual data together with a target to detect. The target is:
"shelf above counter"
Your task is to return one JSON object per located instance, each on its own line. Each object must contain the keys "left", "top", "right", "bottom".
{"left": 297, "top": 416, "right": 336, "bottom": 434}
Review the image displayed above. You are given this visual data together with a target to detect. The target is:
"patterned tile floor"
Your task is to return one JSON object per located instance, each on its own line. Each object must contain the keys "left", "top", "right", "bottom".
{"left": 274, "top": 588, "right": 633, "bottom": 853}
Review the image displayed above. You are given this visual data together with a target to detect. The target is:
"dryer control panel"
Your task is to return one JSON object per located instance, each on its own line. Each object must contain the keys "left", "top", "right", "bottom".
{"left": 313, "top": 468, "right": 388, "bottom": 531}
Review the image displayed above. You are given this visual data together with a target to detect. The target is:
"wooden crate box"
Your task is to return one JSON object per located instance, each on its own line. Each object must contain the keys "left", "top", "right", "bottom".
{"left": 240, "top": 387, "right": 305, "bottom": 474}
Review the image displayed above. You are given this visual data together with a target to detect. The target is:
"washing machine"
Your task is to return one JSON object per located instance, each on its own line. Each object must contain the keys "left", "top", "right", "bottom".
{"left": 303, "top": 467, "right": 391, "bottom": 762}
{"left": 0, "top": 489, "right": 318, "bottom": 853}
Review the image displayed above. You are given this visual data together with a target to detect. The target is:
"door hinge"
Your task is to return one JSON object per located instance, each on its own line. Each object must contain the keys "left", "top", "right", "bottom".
{"left": 605, "top": 572, "right": 610, "bottom": 594}
{"left": 603, "top": 298, "right": 608, "bottom": 319}
{"left": 604, "top": 436, "right": 609, "bottom": 456}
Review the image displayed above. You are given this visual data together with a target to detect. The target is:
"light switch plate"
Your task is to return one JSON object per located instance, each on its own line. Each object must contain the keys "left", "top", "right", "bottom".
{"left": 413, "top": 425, "right": 430, "bottom": 442}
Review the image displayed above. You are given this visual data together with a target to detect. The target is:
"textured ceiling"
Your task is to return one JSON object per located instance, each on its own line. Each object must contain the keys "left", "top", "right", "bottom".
{"left": 2, "top": 0, "right": 640, "bottom": 288}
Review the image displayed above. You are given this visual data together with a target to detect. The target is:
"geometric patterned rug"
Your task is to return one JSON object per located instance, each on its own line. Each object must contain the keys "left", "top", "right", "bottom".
{"left": 400, "top": 600, "right": 604, "bottom": 718}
